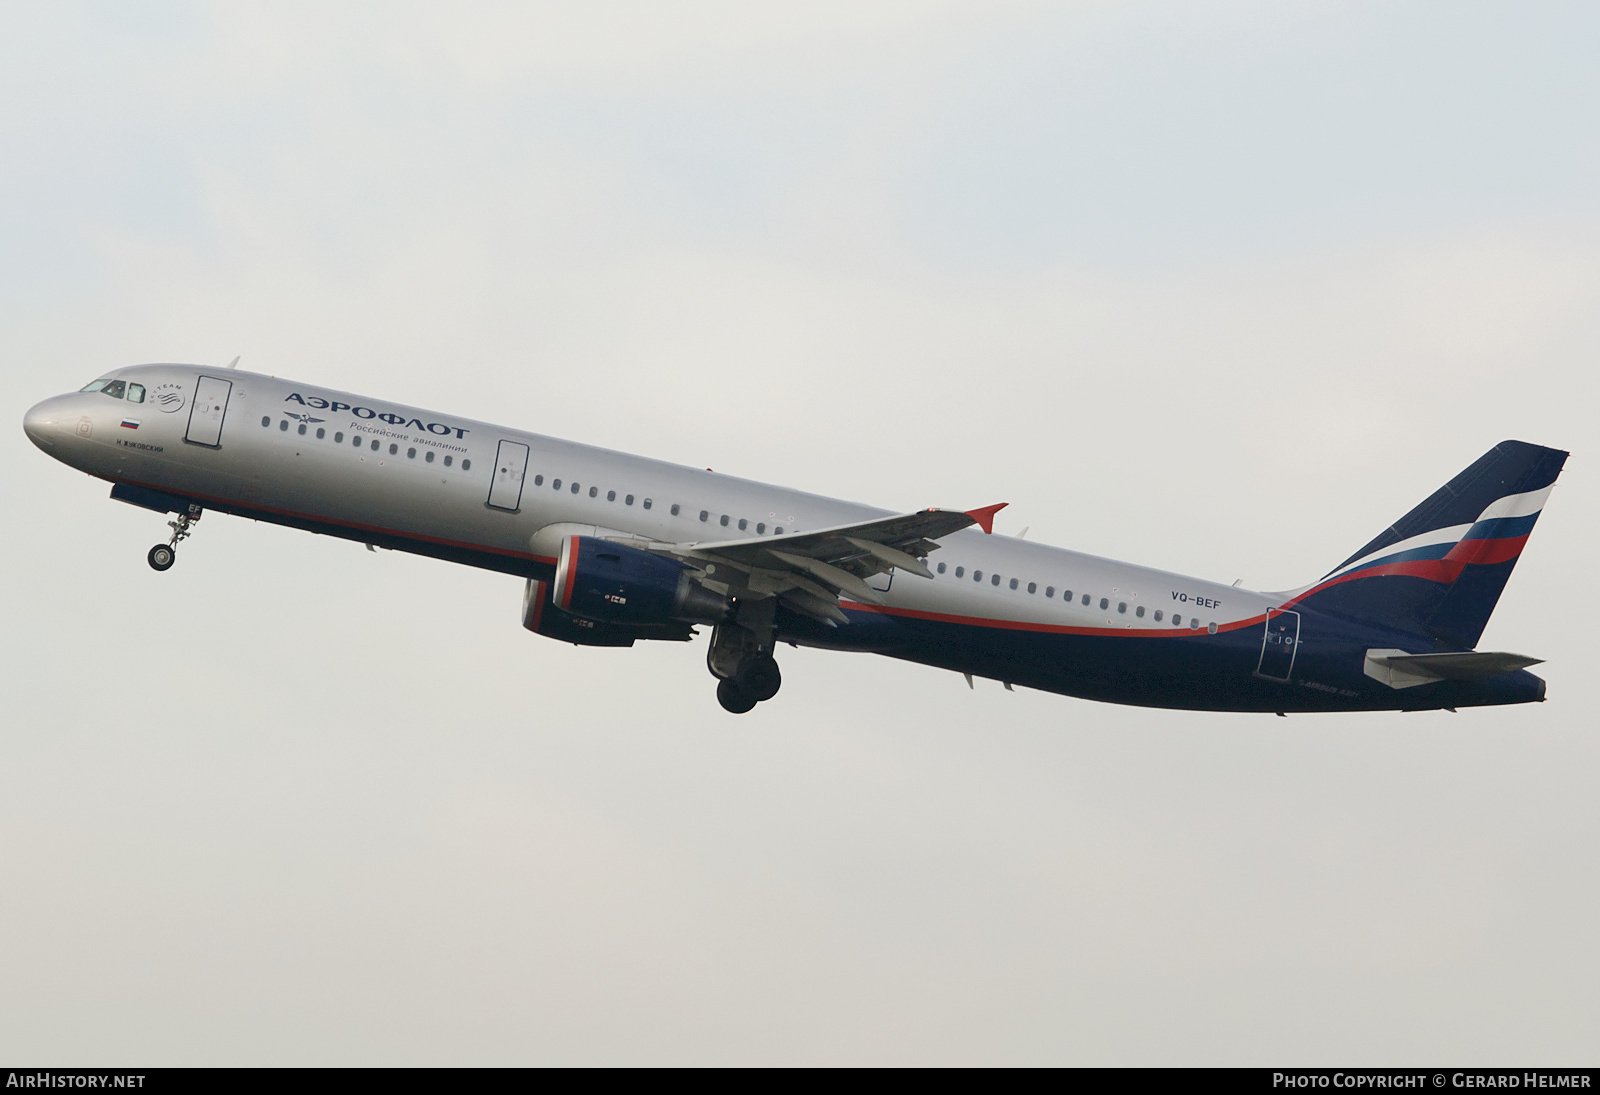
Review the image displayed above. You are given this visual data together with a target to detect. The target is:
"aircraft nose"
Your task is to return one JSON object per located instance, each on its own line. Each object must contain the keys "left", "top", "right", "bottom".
{"left": 23, "top": 396, "right": 68, "bottom": 451}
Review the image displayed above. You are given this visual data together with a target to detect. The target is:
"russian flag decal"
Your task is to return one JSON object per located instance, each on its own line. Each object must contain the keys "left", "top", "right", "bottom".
{"left": 120, "top": 419, "right": 139, "bottom": 429}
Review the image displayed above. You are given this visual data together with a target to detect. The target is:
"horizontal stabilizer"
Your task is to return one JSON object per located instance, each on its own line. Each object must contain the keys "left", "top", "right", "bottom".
{"left": 1364, "top": 648, "right": 1543, "bottom": 689}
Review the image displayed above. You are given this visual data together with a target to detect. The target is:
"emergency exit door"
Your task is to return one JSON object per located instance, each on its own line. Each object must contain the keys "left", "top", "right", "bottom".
{"left": 487, "top": 440, "right": 530, "bottom": 511}
{"left": 184, "top": 375, "right": 233, "bottom": 449}
{"left": 1255, "top": 608, "right": 1301, "bottom": 681}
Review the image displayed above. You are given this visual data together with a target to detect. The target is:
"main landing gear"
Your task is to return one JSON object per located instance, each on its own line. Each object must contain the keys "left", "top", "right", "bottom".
{"left": 707, "top": 605, "right": 782, "bottom": 715}
{"left": 147, "top": 504, "right": 202, "bottom": 572}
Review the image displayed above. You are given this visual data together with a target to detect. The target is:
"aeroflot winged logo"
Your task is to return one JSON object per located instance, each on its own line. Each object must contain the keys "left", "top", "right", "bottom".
{"left": 284, "top": 392, "right": 470, "bottom": 439}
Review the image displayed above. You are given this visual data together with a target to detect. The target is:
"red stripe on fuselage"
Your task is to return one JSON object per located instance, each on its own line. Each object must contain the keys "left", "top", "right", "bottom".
{"left": 840, "top": 599, "right": 1266, "bottom": 638}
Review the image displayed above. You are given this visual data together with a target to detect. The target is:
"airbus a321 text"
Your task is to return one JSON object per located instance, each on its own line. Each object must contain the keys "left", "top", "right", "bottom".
{"left": 25, "top": 364, "right": 1565, "bottom": 715}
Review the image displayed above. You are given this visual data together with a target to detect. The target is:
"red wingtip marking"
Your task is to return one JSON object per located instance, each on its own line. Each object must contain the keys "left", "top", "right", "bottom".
{"left": 964, "top": 502, "right": 1008, "bottom": 535}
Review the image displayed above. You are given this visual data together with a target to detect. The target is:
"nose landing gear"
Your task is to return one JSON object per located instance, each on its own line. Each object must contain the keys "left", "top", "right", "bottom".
{"left": 147, "top": 504, "right": 202, "bottom": 572}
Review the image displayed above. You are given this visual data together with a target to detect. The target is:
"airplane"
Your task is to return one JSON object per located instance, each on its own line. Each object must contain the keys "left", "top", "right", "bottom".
{"left": 24, "top": 362, "right": 1565, "bottom": 715}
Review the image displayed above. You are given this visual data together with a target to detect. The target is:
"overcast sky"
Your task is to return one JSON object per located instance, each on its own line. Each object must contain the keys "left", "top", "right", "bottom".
{"left": 3, "top": 1, "right": 1597, "bottom": 1065}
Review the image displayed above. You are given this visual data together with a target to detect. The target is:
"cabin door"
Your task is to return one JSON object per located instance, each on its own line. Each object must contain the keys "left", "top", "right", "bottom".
{"left": 1255, "top": 608, "right": 1300, "bottom": 681}
{"left": 487, "top": 440, "right": 530, "bottom": 511}
{"left": 184, "top": 375, "right": 233, "bottom": 448}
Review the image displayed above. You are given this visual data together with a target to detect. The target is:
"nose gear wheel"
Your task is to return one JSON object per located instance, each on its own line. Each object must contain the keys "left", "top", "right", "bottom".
{"left": 147, "top": 503, "right": 202, "bottom": 571}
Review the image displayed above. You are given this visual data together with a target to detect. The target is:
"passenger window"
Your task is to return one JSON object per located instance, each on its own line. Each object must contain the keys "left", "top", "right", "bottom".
{"left": 127, "top": 384, "right": 145, "bottom": 403}
{"left": 1063, "top": 590, "right": 1072, "bottom": 601}
{"left": 774, "top": 527, "right": 783, "bottom": 535}
{"left": 462, "top": 459, "right": 471, "bottom": 470}
{"left": 280, "top": 420, "right": 289, "bottom": 431}
{"left": 316, "top": 428, "right": 325, "bottom": 439}
{"left": 955, "top": 567, "right": 965, "bottom": 578}
{"left": 444, "top": 456, "right": 453, "bottom": 467}
{"left": 1154, "top": 610, "right": 1163, "bottom": 622}
{"left": 1172, "top": 615, "right": 1181, "bottom": 627}
{"left": 1045, "top": 586, "right": 1053, "bottom": 597}
{"left": 671, "top": 504, "right": 680, "bottom": 516}
{"left": 1135, "top": 605, "right": 1145, "bottom": 618}
{"left": 625, "top": 494, "right": 634, "bottom": 505}
{"left": 756, "top": 523, "right": 765, "bottom": 534}
{"left": 974, "top": 571, "right": 983, "bottom": 582}
{"left": 352, "top": 435, "right": 361, "bottom": 446}
{"left": 371, "top": 440, "right": 379, "bottom": 451}
{"left": 261, "top": 416, "right": 270, "bottom": 427}
{"left": 1099, "top": 597, "right": 1109, "bottom": 610}
{"left": 1208, "top": 622, "right": 1218, "bottom": 634}
{"left": 720, "top": 515, "right": 729, "bottom": 526}
{"left": 426, "top": 451, "right": 434, "bottom": 463}
{"left": 553, "top": 479, "right": 562, "bottom": 490}
{"left": 1117, "top": 602, "right": 1126, "bottom": 614}
{"left": 571, "top": 482, "right": 579, "bottom": 494}
{"left": 1027, "top": 582, "right": 1036, "bottom": 593}
{"left": 643, "top": 498, "right": 652, "bottom": 510}
{"left": 992, "top": 574, "right": 1001, "bottom": 586}
{"left": 738, "top": 518, "right": 747, "bottom": 531}
{"left": 335, "top": 431, "right": 343, "bottom": 442}
{"left": 102, "top": 381, "right": 126, "bottom": 399}
{"left": 608, "top": 491, "right": 616, "bottom": 501}
{"left": 299, "top": 424, "right": 308, "bottom": 435}
{"left": 937, "top": 562, "right": 947, "bottom": 574}
{"left": 1081, "top": 594, "right": 1090, "bottom": 606}
{"left": 590, "top": 486, "right": 598, "bottom": 498}
{"left": 1010, "top": 578, "right": 1019, "bottom": 590}
{"left": 699, "top": 510, "right": 709, "bottom": 522}
{"left": 407, "top": 447, "right": 416, "bottom": 458}
{"left": 534, "top": 475, "right": 543, "bottom": 486}
{"left": 389, "top": 443, "right": 398, "bottom": 455}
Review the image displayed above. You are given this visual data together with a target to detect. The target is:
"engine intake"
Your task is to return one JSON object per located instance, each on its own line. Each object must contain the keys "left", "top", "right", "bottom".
{"left": 552, "top": 536, "right": 730, "bottom": 626}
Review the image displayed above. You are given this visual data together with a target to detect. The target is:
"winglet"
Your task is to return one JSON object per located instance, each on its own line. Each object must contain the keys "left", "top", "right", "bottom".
{"left": 964, "top": 503, "right": 1008, "bottom": 535}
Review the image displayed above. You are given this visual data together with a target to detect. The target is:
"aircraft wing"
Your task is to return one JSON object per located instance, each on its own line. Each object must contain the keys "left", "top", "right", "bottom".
{"left": 634, "top": 503, "right": 1006, "bottom": 625}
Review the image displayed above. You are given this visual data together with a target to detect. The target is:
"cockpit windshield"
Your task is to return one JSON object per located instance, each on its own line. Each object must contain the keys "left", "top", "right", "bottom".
{"left": 80, "top": 379, "right": 131, "bottom": 399}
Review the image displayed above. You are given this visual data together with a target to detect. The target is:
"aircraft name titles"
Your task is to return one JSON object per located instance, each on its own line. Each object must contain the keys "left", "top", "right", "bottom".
{"left": 284, "top": 393, "right": 470, "bottom": 439}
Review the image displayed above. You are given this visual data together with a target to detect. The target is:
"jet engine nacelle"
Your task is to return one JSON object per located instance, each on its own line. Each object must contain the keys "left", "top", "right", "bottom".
{"left": 552, "top": 535, "right": 731, "bottom": 627}
{"left": 522, "top": 579, "right": 695, "bottom": 646}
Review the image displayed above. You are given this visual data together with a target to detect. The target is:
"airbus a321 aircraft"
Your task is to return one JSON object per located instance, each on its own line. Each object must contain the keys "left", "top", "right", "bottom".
{"left": 25, "top": 363, "right": 1565, "bottom": 714}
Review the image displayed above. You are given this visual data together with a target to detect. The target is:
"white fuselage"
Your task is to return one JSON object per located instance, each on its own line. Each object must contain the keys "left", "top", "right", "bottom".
{"left": 25, "top": 364, "right": 1266, "bottom": 642}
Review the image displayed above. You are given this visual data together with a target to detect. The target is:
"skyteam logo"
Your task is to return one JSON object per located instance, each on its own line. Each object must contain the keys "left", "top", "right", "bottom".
{"left": 151, "top": 382, "right": 186, "bottom": 413}
{"left": 284, "top": 392, "right": 469, "bottom": 439}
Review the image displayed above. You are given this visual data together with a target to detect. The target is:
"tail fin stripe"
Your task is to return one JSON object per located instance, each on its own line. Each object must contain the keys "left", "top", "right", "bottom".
{"left": 1289, "top": 533, "right": 1533, "bottom": 609}
{"left": 1463, "top": 512, "right": 1540, "bottom": 541}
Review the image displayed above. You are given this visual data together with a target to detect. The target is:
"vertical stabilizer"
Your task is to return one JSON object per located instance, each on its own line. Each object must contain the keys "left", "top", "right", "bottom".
{"left": 1288, "top": 440, "right": 1567, "bottom": 648}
